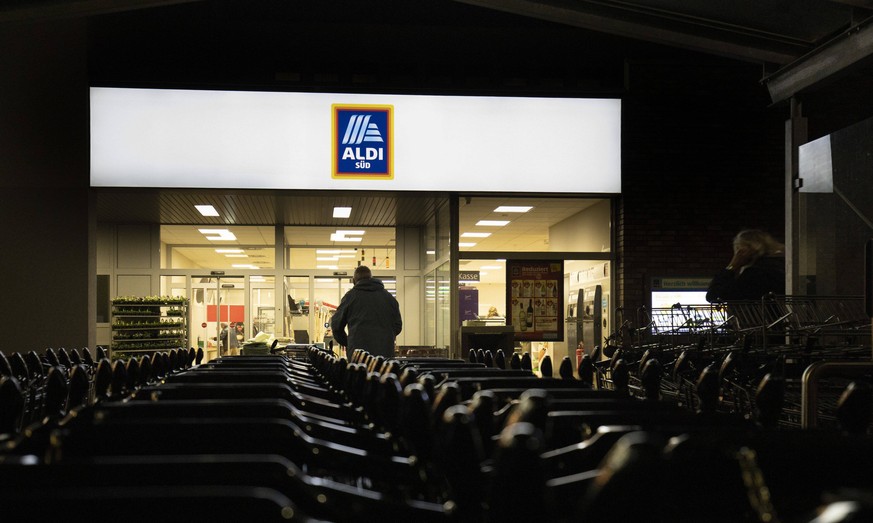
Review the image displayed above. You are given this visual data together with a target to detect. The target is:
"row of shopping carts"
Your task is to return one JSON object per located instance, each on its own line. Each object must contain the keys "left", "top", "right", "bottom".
{"left": 595, "top": 294, "right": 873, "bottom": 430}
{"left": 2, "top": 344, "right": 873, "bottom": 521}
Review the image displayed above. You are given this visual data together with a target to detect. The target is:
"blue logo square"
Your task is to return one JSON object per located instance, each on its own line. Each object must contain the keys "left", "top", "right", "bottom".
{"left": 333, "top": 105, "right": 393, "bottom": 179}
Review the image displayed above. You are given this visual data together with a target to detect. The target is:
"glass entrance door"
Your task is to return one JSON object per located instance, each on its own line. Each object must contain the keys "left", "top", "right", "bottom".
{"left": 191, "top": 275, "right": 245, "bottom": 361}
{"left": 313, "top": 276, "right": 353, "bottom": 353}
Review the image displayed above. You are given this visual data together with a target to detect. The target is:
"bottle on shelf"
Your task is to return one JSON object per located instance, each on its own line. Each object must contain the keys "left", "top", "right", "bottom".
{"left": 518, "top": 301, "right": 527, "bottom": 332}
{"left": 526, "top": 299, "right": 534, "bottom": 329}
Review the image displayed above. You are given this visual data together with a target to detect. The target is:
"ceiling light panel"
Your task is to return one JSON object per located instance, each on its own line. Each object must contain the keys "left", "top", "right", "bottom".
{"left": 461, "top": 232, "right": 491, "bottom": 238}
{"left": 476, "top": 220, "right": 510, "bottom": 226}
{"left": 330, "top": 233, "right": 363, "bottom": 242}
{"left": 333, "top": 206, "right": 352, "bottom": 218}
{"left": 198, "top": 228, "right": 237, "bottom": 241}
{"left": 195, "top": 204, "right": 219, "bottom": 217}
{"left": 494, "top": 206, "right": 533, "bottom": 213}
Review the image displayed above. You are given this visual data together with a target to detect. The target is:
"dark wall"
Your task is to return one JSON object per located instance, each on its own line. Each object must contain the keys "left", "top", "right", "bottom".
{"left": 618, "top": 59, "right": 786, "bottom": 316}
{"left": 0, "top": 20, "right": 93, "bottom": 355}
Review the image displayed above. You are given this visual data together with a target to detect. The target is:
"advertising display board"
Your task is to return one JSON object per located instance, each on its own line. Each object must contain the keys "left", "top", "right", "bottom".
{"left": 506, "top": 260, "right": 564, "bottom": 341}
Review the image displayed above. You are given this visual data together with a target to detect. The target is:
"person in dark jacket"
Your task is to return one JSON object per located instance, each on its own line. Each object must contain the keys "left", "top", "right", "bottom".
{"left": 706, "top": 229, "right": 785, "bottom": 303}
{"left": 331, "top": 265, "right": 402, "bottom": 359}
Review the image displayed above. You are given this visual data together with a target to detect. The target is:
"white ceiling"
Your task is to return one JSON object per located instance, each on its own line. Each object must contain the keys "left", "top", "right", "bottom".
{"left": 160, "top": 196, "right": 603, "bottom": 278}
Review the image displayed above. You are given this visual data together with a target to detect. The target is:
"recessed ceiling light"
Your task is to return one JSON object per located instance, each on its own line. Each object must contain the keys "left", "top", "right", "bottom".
{"left": 317, "top": 265, "right": 339, "bottom": 270}
{"left": 458, "top": 242, "right": 477, "bottom": 248}
{"left": 231, "top": 264, "right": 258, "bottom": 269}
{"left": 215, "top": 249, "right": 244, "bottom": 253}
{"left": 199, "top": 228, "right": 236, "bottom": 241}
{"left": 317, "top": 257, "right": 339, "bottom": 261}
{"left": 476, "top": 220, "right": 510, "bottom": 227}
{"left": 330, "top": 230, "right": 365, "bottom": 242}
{"left": 461, "top": 232, "right": 491, "bottom": 238}
{"left": 330, "top": 234, "right": 363, "bottom": 242}
{"left": 195, "top": 204, "right": 219, "bottom": 217}
{"left": 333, "top": 206, "right": 352, "bottom": 218}
{"left": 224, "top": 254, "right": 248, "bottom": 258}
{"left": 494, "top": 206, "right": 533, "bottom": 213}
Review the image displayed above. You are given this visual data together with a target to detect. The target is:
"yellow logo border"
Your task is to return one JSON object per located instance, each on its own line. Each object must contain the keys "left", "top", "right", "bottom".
{"left": 332, "top": 104, "right": 394, "bottom": 180}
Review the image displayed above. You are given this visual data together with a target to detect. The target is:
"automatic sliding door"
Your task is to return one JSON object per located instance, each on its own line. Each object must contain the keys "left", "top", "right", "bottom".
{"left": 190, "top": 275, "right": 245, "bottom": 361}
{"left": 314, "top": 276, "right": 353, "bottom": 354}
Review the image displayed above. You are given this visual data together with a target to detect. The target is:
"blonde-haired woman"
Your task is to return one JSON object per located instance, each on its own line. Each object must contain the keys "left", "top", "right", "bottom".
{"left": 706, "top": 229, "right": 785, "bottom": 302}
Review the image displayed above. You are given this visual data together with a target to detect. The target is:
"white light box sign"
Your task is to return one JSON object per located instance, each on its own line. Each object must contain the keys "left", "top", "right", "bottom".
{"left": 90, "top": 88, "right": 621, "bottom": 193}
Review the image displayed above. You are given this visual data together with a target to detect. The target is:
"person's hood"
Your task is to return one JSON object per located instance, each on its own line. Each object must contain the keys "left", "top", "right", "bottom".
{"left": 355, "top": 277, "right": 385, "bottom": 291}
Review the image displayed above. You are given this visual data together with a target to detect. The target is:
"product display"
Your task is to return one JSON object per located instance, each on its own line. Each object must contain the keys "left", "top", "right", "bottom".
{"left": 110, "top": 296, "right": 189, "bottom": 359}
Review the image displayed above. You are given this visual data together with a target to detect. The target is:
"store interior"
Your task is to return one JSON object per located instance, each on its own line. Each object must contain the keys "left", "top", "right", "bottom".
{"left": 97, "top": 192, "right": 612, "bottom": 363}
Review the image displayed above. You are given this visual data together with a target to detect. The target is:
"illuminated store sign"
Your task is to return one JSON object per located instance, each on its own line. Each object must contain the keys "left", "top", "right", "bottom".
{"left": 90, "top": 88, "right": 621, "bottom": 192}
{"left": 333, "top": 104, "right": 393, "bottom": 179}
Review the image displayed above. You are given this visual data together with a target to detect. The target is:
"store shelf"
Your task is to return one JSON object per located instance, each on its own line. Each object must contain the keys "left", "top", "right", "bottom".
{"left": 110, "top": 296, "right": 189, "bottom": 359}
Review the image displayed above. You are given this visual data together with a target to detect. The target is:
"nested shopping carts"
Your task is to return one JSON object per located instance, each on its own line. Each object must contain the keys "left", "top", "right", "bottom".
{"left": 595, "top": 295, "right": 872, "bottom": 429}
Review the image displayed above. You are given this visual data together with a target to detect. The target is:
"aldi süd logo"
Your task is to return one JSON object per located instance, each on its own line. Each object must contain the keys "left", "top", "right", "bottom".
{"left": 332, "top": 104, "right": 393, "bottom": 179}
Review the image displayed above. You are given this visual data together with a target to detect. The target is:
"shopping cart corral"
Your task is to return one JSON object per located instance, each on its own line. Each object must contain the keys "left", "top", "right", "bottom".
{"left": 2, "top": 342, "right": 873, "bottom": 521}
{"left": 595, "top": 295, "right": 872, "bottom": 430}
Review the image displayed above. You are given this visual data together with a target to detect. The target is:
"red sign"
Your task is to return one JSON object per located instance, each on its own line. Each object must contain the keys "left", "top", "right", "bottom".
{"left": 206, "top": 305, "right": 245, "bottom": 323}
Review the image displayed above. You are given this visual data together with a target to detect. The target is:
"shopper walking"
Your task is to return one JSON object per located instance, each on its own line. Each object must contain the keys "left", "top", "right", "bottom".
{"left": 706, "top": 229, "right": 785, "bottom": 302}
{"left": 331, "top": 265, "right": 402, "bottom": 359}
{"left": 219, "top": 322, "right": 240, "bottom": 356}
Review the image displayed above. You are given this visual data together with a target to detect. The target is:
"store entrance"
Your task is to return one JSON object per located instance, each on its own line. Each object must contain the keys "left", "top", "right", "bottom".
{"left": 312, "top": 276, "right": 354, "bottom": 352}
{"left": 190, "top": 275, "right": 245, "bottom": 361}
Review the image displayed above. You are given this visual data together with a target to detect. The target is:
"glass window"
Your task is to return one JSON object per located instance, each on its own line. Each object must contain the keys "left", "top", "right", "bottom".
{"left": 285, "top": 226, "right": 395, "bottom": 271}
{"left": 190, "top": 275, "right": 244, "bottom": 361}
{"left": 285, "top": 276, "right": 311, "bottom": 343}
{"left": 424, "top": 270, "right": 436, "bottom": 348}
{"left": 313, "top": 276, "right": 354, "bottom": 354}
{"left": 161, "top": 225, "right": 275, "bottom": 270}
{"left": 160, "top": 275, "right": 188, "bottom": 299}
{"left": 457, "top": 196, "right": 611, "bottom": 253}
{"left": 436, "top": 261, "right": 451, "bottom": 351}
{"left": 250, "top": 275, "right": 275, "bottom": 337}
{"left": 436, "top": 200, "right": 451, "bottom": 260}
{"left": 457, "top": 259, "right": 507, "bottom": 319}
{"left": 425, "top": 213, "right": 437, "bottom": 265}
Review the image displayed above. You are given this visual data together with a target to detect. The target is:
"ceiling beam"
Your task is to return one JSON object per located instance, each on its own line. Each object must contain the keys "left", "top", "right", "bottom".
{"left": 0, "top": 0, "right": 203, "bottom": 25}
{"left": 825, "top": 0, "right": 873, "bottom": 9}
{"left": 763, "top": 16, "right": 873, "bottom": 103}
{"left": 455, "top": 0, "right": 811, "bottom": 65}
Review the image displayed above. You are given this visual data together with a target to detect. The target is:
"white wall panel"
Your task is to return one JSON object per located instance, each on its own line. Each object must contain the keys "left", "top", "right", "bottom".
{"left": 117, "top": 274, "right": 151, "bottom": 297}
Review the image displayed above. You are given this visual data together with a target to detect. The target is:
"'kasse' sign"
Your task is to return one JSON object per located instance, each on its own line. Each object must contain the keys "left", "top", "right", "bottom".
{"left": 332, "top": 104, "right": 393, "bottom": 180}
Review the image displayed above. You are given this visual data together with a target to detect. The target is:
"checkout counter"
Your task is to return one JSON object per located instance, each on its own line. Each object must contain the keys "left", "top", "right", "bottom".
{"left": 459, "top": 319, "right": 515, "bottom": 356}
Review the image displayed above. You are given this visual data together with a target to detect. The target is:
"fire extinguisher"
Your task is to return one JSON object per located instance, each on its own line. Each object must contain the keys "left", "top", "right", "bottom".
{"left": 576, "top": 342, "right": 585, "bottom": 369}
